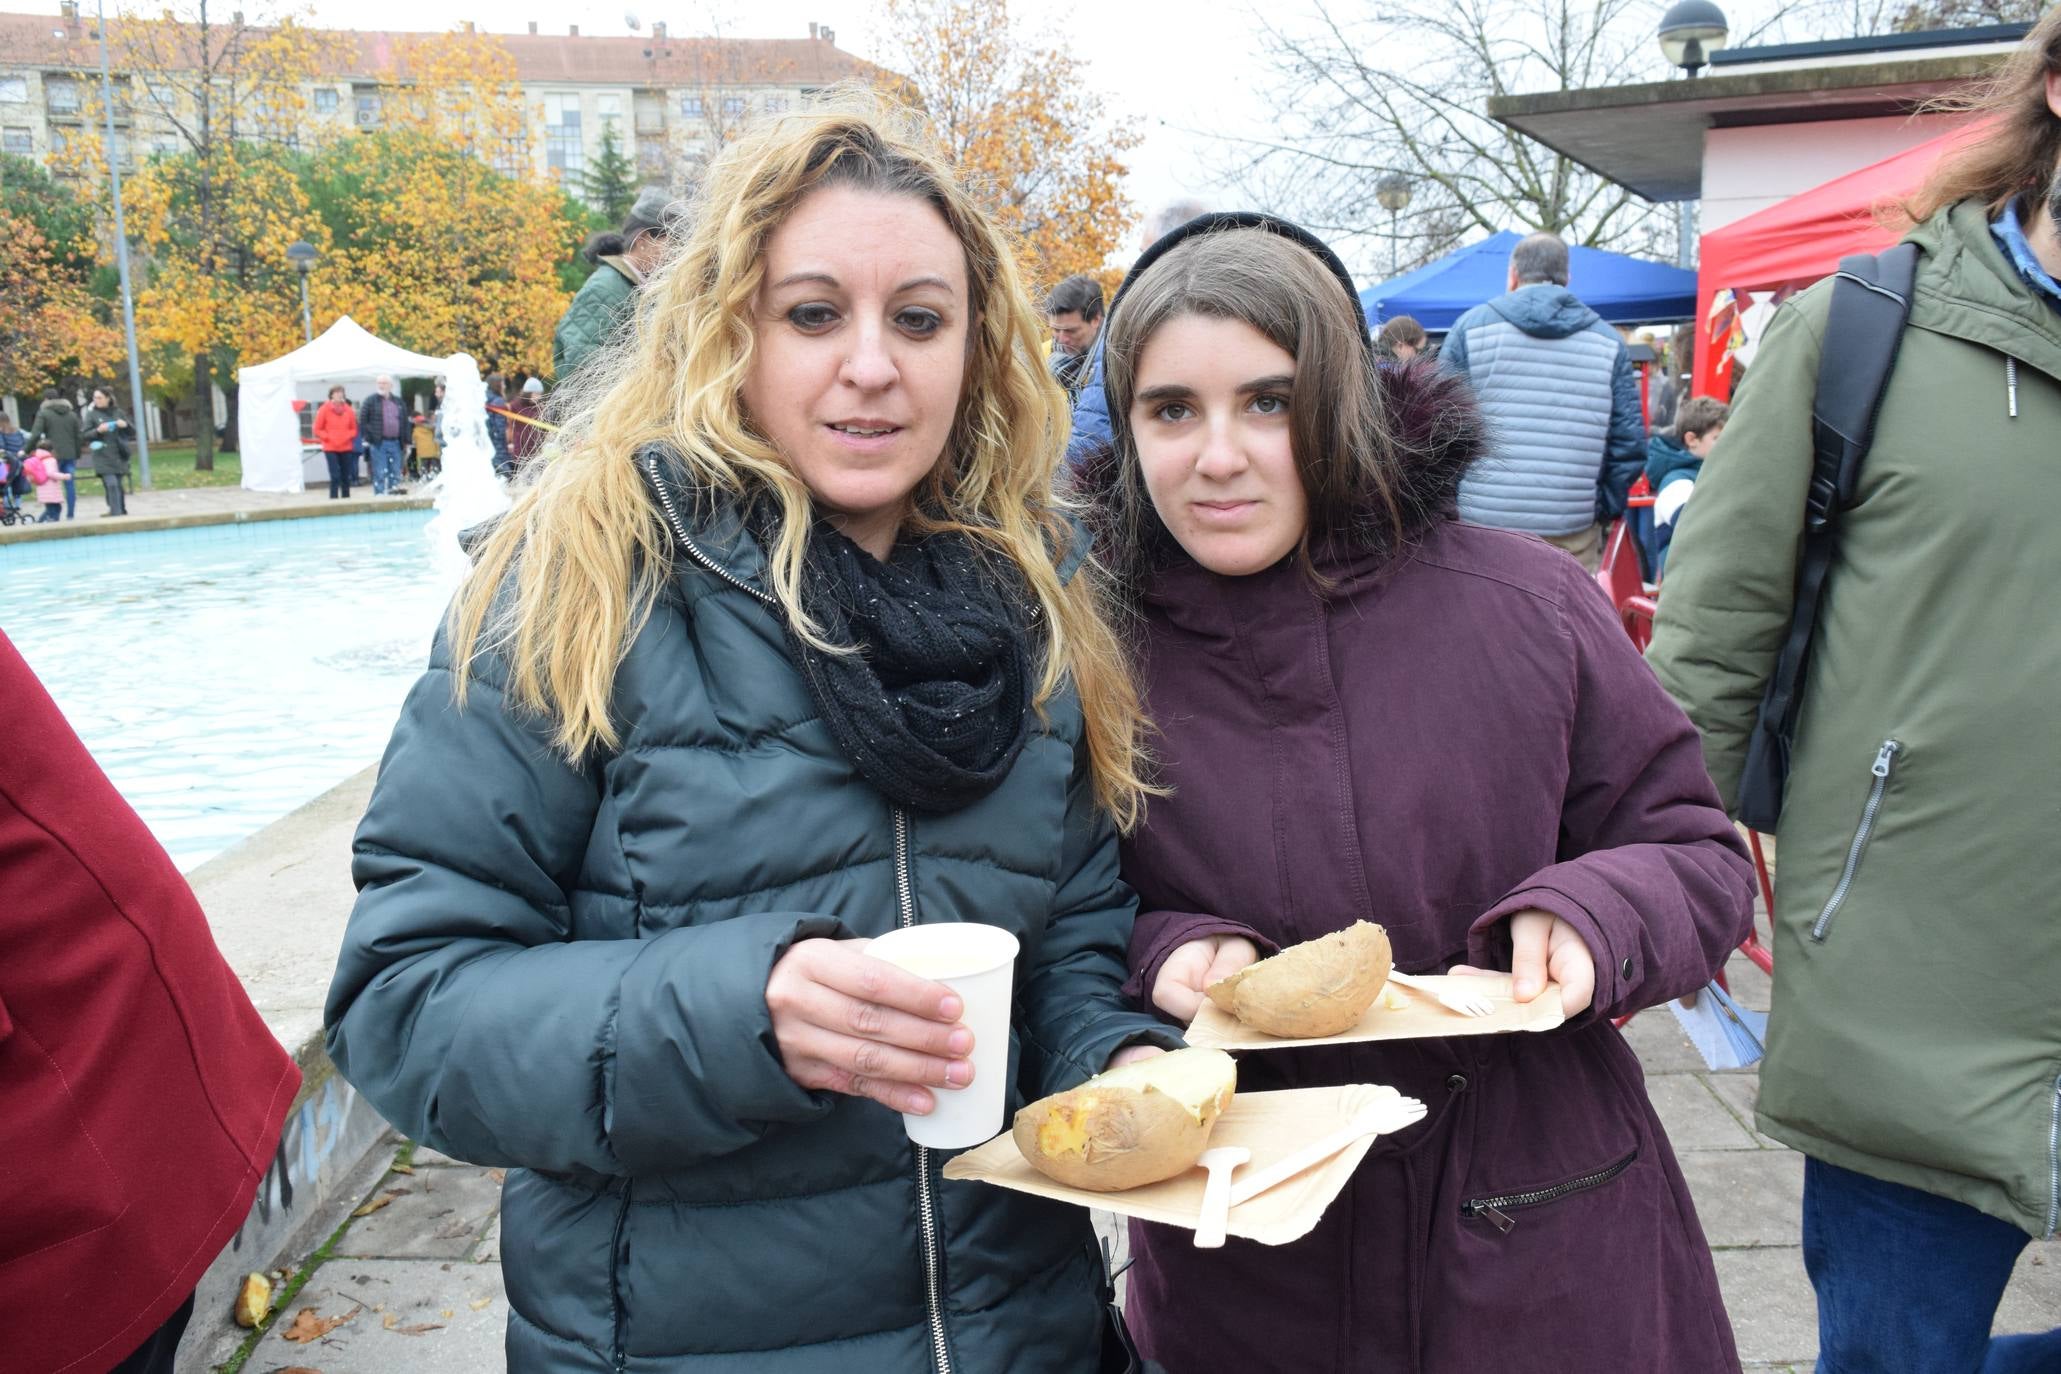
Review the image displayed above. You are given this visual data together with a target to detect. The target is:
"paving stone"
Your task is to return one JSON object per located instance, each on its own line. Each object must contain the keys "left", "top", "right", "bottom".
{"left": 1712, "top": 1245, "right": 1819, "bottom": 1369}
{"left": 247, "top": 1257, "right": 505, "bottom": 1373}
{"left": 1994, "top": 1243, "right": 2061, "bottom": 1336}
{"left": 410, "top": 1144, "right": 476, "bottom": 1168}
{"left": 1679, "top": 1151, "right": 1806, "bottom": 1249}
{"left": 335, "top": 1165, "right": 504, "bottom": 1260}
{"left": 472, "top": 1213, "right": 501, "bottom": 1265}
{"left": 1620, "top": 1005, "right": 1710, "bottom": 1074}
{"left": 1703, "top": 1071, "right": 1784, "bottom": 1148}
{"left": 1722, "top": 951, "right": 1774, "bottom": 1014}
{"left": 1650, "top": 1074, "right": 1761, "bottom": 1152}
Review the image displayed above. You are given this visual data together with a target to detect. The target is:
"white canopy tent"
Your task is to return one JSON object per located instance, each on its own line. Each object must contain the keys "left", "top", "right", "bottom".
{"left": 236, "top": 317, "right": 457, "bottom": 493}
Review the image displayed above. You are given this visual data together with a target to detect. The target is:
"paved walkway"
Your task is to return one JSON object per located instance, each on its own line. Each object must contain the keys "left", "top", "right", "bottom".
{"left": 226, "top": 927, "right": 2058, "bottom": 1372}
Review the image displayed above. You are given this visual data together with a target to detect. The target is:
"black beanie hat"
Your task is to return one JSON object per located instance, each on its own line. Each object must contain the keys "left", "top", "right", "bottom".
{"left": 1104, "top": 211, "right": 1373, "bottom": 353}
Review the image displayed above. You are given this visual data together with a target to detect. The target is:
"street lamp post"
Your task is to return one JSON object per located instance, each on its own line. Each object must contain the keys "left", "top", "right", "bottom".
{"left": 1658, "top": 0, "right": 1729, "bottom": 271}
{"left": 92, "top": 0, "right": 151, "bottom": 489}
{"left": 287, "top": 240, "right": 318, "bottom": 343}
{"left": 1375, "top": 172, "right": 1412, "bottom": 278}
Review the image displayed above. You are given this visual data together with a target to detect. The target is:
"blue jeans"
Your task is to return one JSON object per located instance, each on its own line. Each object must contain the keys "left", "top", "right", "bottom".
{"left": 1805, "top": 1157, "right": 2061, "bottom": 1373}
{"left": 372, "top": 438, "right": 403, "bottom": 494}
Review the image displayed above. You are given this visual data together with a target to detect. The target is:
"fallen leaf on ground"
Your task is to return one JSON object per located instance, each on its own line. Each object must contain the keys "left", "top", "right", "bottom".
{"left": 469, "top": 1296, "right": 494, "bottom": 1311}
{"left": 382, "top": 1314, "right": 445, "bottom": 1335}
{"left": 352, "top": 1188, "right": 408, "bottom": 1217}
{"left": 280, "top": 1307, "right": 355, "bottom": 1343}
{"left": 233, "top": 1272, "right": 272, "bottom": 1328}
{"left": 268, "top": 1366, "right": 323, "bottom": 1373}
{"left": 440, "top": 1308, "right": 455, "bottom": 1318}
{"left": 487, "top": 1169, "right": 505, "bottom": 1182}
{"left": 390, "top": 1163, "right": 416, "bottom": 1175}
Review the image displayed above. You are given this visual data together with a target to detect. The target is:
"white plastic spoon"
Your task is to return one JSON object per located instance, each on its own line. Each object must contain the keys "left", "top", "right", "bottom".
{"left": 1192, "top": 1145, "right": 1251, "bottom": 1249}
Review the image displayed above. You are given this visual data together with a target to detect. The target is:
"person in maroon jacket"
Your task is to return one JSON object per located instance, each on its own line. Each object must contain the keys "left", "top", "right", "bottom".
{"left": 1080, "top": 215, "right": 1756, "bottom": 1373}
{"left": 0, "top": 630, "right": 300, "bottom": 1373}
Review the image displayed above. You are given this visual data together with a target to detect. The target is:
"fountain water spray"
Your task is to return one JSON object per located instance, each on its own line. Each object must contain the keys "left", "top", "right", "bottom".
{"left": 423, "top": 353, "right": 511, "bottom": 582}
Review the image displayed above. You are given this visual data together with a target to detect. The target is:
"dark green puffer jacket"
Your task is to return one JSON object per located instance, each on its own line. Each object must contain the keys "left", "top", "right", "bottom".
{"left": 325, "top": 451, "right": 1177, "bottom": 1372}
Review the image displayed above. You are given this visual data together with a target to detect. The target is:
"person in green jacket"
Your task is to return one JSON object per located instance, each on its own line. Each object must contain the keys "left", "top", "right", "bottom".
{"left": 1648, "top": 17, "right": 2061, "bottom": 1370}
{"left": 551, "top": 185, "right": 678, "bottom": 381}
{"left": 325, "top": 99, "right": 1176, "bottom": 1373}
{"left": 23, "top": 387, "right": 81, "bottom": 520}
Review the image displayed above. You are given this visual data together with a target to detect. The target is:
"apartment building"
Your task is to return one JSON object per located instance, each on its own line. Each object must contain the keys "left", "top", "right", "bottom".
{"left": 0, "top": 4, "right": 883, "bottom": 199}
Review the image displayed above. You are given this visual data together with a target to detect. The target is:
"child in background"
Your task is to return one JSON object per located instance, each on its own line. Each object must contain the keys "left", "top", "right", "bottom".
{"left": 25, "top": 449, "right": 65, "bottom": 522}
{"left": 1642, "top": 395, "right": 1729, "bottom": 577}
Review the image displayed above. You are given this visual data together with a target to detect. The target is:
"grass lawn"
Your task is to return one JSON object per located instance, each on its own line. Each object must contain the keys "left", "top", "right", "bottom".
{"left": 133, "top": 440, "right": 242, "bottom": 490}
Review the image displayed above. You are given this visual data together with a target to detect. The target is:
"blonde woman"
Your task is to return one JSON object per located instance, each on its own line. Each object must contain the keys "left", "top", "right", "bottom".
{"left": 324, "top": 102, "right": 1173, "bottom": 1373}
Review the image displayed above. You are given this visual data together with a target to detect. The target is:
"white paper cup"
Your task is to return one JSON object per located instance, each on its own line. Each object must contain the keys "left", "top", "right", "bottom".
{"left": 867, "top": 922, "right": 1020, "bottom": 1149}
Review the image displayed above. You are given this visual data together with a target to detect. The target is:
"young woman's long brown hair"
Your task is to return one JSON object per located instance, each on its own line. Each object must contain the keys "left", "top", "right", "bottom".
{"left": 1902, "top": 8, "right": 2061, "bottom": 224}
{"left": 447, "top": 92, "right": 1153, "bottom": 827}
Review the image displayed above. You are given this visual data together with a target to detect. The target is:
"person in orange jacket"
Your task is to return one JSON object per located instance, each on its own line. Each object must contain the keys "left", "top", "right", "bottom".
{"left": 311, "top": 384, "right": 360, "bottom": 498}
{"left": 0, "top": 629, "right": 300, "bottom": 1373}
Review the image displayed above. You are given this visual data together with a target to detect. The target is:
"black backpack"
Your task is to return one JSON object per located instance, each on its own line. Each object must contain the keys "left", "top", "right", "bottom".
{"left": 1735, "top": 243, "right": 1919, "bottom": 831}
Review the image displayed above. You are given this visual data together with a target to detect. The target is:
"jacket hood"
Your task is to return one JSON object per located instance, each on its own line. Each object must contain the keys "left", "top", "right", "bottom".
{"left": 43, "top": 399, "right": 73, "bottom": 415}
{"left": 1490, "top": 284, "right": 1603, "bottom": 339}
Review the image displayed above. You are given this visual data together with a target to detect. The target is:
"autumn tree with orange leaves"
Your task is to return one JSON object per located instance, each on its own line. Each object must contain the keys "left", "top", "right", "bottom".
{"left": 301, "top": 28, "right": 584, "bottom": 374}
{"left": 57, "top": 1, "right": 341, "bottom": 467}
{"left": 882, "top": 0, "right": 1138, "bottom": 297}
{"left": 0, "top": 210, "right": 120, "bottom": 396}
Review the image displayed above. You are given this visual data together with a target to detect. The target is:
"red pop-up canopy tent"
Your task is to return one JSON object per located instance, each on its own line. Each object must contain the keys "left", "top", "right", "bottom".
{"left": 1692, "top": 120, "right": 1986, "bottom": 399}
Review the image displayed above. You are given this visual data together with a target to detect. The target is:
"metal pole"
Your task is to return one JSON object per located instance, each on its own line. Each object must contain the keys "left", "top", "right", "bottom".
{"left": 1390, "top": 207, "right": 1400, "bottom": 277}
{"left": 1678, "top": 65, "right": 1701, "bottom": 271}
{"left": 95, "top": 0, "right": 151, "bottom": 489}
{"left": 299, "top": 271, "right": 312, "bottom": 343}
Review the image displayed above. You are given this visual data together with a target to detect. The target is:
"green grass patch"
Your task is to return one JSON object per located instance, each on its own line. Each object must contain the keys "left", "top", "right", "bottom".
{"left": 136, "top": 441, "right": 242, "bottom": 490}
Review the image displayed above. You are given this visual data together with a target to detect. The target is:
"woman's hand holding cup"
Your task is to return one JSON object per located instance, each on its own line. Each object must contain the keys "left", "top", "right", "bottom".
{"left": 766, "top": 937, "right": 974, "bottom": 1115}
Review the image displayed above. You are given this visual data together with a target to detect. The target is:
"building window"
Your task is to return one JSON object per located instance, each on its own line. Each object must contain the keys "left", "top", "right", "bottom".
{"left": 0, "top": 76, "right": 29, "bottom": 103}
{"left": 152, "top": 133, "right": 179, "bottom": 157}
{"left": 679, "top": 93, "right": 703, "bottom": 118}
{"left": 45, "top": 77, "right": 81, "bottom": 115}
{"left": 313, "top": 88, "right": 338, "bottom": 114}
{"left": 765, "top": 96, "right": 788, "bottom": 114}
{"left": 354, "top": 87, "right": 380, "bottom": 127}
{"left": 721, "top": 95, "right": 745, "bottom": 117}
{"left": 638, "top": 140, "right": 666, "bottom": 172}
{"left": 596, "top": 93, "right": 622, "bottom": 129}
{"left": 544, "top": 92, "right": 582, "bottom": 179}
{"left": 2, "top": 127, "right": 32, "bottom": 156}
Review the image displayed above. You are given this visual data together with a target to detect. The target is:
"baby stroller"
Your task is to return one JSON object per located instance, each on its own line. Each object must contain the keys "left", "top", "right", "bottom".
{"left": 0, "top": 452, "right": 29, "bottom": 526}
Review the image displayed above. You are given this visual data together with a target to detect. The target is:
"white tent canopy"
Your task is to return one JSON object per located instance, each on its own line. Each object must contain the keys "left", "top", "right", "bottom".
{"left": 237, "top": 317, "right": 457, "bottom": 493}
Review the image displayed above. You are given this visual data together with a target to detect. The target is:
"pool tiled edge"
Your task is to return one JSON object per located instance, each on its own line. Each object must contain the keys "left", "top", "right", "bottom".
{"left": 0, "top": 493, "right": 434, "bottom": 547}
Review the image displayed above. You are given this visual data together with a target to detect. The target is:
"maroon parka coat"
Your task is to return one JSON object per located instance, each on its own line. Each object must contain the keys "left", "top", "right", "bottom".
{"left": 1097, "top": 366, "right": 1756, "bottom": 1374}
{"left": 0, "top": 631, "right": 299, "bottom": 1373}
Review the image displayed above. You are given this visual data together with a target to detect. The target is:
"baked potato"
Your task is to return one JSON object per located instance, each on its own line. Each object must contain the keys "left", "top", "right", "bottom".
{"left": 1012, "top": 1047, "right": 1238, "bottom": 1192}
{"left": 1205, "top": 920, "right": 1393, "bottom": 1037}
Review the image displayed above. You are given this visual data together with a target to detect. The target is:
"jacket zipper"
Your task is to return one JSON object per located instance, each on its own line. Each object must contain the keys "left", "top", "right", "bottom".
{"left": 643, "top": 455, "right": 776, "bottom": 607}
{"left": 2046, "top": 1070, "right": 2059, "bottom": 1240}
{"left": 896, "top": 809, "right": 954, "bottom": 1374}
{"left": 2007, "top": 357, "right": 2019, "bottom": 419}
{"left": 1810, "top": 738, "right": 1901, "bottom": 942}
{"left": 648, "top": 460, "right": 954, "bottom": 1365}
{"left": 1461, "top": 1150, "right": 1638, "bottom": 1234}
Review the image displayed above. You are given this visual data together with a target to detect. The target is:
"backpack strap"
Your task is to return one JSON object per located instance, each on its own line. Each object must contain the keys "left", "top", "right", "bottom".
{"left": 1735, "top": 243, "right": 1918, "bottom": 830}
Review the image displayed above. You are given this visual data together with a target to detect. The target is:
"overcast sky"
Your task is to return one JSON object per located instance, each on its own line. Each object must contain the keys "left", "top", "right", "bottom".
{"left": 273, "top": 0, "right": 1280, "bottom": 253}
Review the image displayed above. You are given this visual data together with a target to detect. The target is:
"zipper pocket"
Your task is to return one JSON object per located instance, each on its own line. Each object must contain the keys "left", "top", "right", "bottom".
{"left": 1809, "top": 738, "right": 1901, "bottom": 942}
{"left": 1462, "top": 1150, "right": 1638, "bottom": 1235}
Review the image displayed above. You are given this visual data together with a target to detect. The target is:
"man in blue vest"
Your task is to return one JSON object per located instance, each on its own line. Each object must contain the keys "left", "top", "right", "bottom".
{"left": 1439, "top": 232, "right": 1646, "bottom": 570}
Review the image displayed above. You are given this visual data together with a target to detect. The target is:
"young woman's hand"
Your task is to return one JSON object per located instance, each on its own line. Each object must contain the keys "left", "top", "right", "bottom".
{"left": 1450, "top": 909, "right": 1597, "bottom": 1017}
{"left": 765, "top": 937, "right": 975, "bottom": 1115}
{"left": 1150, "top": 934, "right": 1259, "bottom": 1025}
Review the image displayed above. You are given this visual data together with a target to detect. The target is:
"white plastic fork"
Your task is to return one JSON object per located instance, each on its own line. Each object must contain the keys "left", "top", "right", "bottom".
{"left": 1386, "top": 970, "right": 1497, "bottom": 1018}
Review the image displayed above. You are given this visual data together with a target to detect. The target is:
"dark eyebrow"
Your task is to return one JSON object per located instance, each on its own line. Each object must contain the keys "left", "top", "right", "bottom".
{"left": 1237, "top": 374, "right": 1296, "bottom": 394}
{"left": 1135, "top": 384, "right": 1194, "bottom": 405}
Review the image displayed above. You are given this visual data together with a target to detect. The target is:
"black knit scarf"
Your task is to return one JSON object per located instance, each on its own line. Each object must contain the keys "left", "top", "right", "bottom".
{"left": 767, "top": 513, "right": 1034, "bottom": 814}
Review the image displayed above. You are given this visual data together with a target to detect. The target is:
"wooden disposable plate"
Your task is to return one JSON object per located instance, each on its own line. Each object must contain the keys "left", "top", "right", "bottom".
{"left": 1184, "top": 972, "right": 1565, "bottom": 1051}
{"left": 942, "top": 1084, "right": 1423, "bottom": 1247}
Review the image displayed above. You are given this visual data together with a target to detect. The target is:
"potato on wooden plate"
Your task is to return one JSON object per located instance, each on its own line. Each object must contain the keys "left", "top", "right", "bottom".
{"left": 1012, "top": 1047, "right": 1238, "bottom": 1192}
{"left": 1206, "top": 921, "right": 1393, "bottom": 1038}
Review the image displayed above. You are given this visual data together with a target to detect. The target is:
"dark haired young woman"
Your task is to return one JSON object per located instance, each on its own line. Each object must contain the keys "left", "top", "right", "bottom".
{"left": 1082, "top": 214, "right": 1757, "bottom": 1373}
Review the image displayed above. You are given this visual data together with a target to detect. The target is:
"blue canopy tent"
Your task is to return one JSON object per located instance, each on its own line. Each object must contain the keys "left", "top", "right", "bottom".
{"left": 1360, "top": 231, "right": 1697, "bottom": 331}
